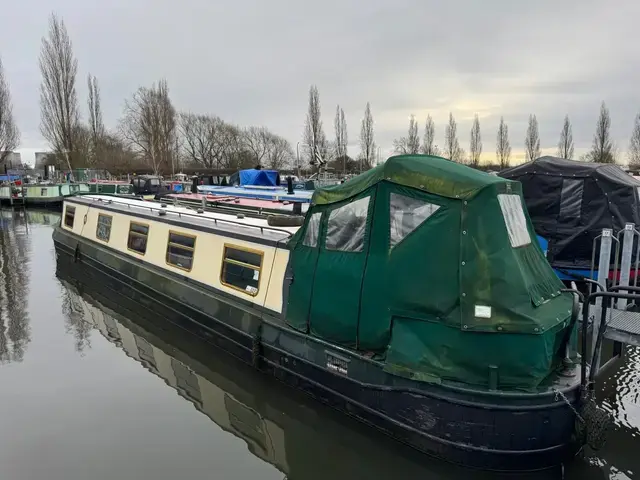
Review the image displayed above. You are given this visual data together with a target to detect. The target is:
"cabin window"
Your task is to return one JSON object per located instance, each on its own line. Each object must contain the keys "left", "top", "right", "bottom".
{"left": 302, "top": 212, "right": 322, "bottom": 247}
{"left": 96, "top": 214, "right": 112, "bottom": 242}
{"left": 127, "top": 222, "right": 149, "bottom": 254}
{"left": 497, "top": 194, "right": 531, "bottom": 248}
{"left": 325, "top": 196, "right": 370, "bottom": 252}
{"left": 64, "top": 206, "right": 75, "bottom": 228}
{"left": 40, "top": 188, "right": 47, "bottom": 196}
{"left": 166, "top": 231, "right": 196, "bottom": 271}
{"left": 389, "top": 193, "right": 441, "bottom": 249}
{"left": 221, "top": 245, "right": 263, "bottom": 296}
{"left": 558, "top": 179, "right": 584, "bottom": 223}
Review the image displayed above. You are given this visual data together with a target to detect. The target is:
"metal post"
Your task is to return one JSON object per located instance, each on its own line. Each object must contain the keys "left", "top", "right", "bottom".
{"left": 594, "top": 228, "right": 613, "bottom": 370}
{"left": 618, "top": 223, "right": 635, "bottom": 310}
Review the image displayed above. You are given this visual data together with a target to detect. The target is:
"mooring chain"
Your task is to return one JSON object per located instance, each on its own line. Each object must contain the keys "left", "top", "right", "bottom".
{"left": 553, "top": 388, "right": 585, "bottom": 424}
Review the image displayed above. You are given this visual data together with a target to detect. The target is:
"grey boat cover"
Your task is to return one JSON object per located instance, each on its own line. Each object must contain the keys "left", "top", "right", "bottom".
{"left": 500, "top": 156, "right": 640, "bottom": 269}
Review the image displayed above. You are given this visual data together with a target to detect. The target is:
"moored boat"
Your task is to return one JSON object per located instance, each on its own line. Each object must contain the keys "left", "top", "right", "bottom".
{"left": 160, "top": 192, "right": 309, "bottom": 215}
{"left": 2, "top": 182, "right": 90, "bottom": 208}
{"left": 500, "top": 156, "right": 640, "bottom": 286}
{"left": 88, "top": 180, "right": 134, "bottom": 196}
{"left": 52, "top": 154, "right": 613, "bottom": 471}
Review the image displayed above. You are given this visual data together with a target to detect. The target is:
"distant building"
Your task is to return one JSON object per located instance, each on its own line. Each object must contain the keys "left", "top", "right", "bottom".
{"left": 0, "top": 151, "right": 22, "bottom": 168}
{"left": 34, "top": 151, "right": 53, "bottom": 169}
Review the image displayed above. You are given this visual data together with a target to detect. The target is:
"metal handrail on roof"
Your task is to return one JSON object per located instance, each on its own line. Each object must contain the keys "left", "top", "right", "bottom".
{"left": 73, "top": 195, "right": 294, "bottom": 238}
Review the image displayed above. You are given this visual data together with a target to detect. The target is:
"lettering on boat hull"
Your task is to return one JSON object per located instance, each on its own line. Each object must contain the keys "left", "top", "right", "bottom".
{"left": 325, "top": 351, "right": 349, "bottom": 376}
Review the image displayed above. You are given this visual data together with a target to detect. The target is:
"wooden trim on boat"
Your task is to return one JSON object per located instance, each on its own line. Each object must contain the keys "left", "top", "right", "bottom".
{"left": 220, "top": 243, "right": 264, "bottom": 297}
{"left": 127, "top": 221, "right": 150, "bottom": 256}
{"left": 165, "top": 229, "right": 197, "bottom": 272}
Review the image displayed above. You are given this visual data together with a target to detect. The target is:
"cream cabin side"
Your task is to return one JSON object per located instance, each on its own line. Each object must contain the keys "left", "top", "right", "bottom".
{"left": 60, "top": 200, "right": 290, "bottom": 314}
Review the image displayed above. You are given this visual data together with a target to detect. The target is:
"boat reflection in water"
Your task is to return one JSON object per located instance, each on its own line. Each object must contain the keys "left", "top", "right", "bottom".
{"left": 0, "top": 209, "right": 32, "bottom": 363}
{"left": 56, "top": 250, "right": 578, "bottom": 480}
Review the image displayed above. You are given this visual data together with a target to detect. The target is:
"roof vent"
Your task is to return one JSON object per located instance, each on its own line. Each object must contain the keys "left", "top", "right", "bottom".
{"left": 158, "top": 210, "right": 167, "bottom": 216}
{"left": 161, "top": 204, "right": 167, "bottom": 208}
{"left": 197, "top": 208, "right": 204, "bottom": 214}
{"left": 237, "top": 213, "right": 245, "bottom": 219}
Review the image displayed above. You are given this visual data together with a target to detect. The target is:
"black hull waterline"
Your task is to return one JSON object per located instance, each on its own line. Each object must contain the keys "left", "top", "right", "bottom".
{"left": 53, "top": 226, "right": 582, "bottom": 471}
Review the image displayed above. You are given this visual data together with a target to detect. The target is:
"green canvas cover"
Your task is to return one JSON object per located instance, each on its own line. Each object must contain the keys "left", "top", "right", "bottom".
{"left": 285, "top": 155, "right": 573, "bottom": 391}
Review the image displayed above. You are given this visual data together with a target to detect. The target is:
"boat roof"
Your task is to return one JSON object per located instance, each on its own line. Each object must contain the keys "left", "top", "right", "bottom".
{"left": 198, "top": 185, "right": 313, "bottom": 203}
{"left": 312, "top": 154, "right": 507, "bottom": 205}
{"left": 167, "top": 193, "right": 310, "bottom": 212}
{"left": 66, "top": 195, "right": 299, "bottom": 245}
{"left": 501, "top": 156, "right": 640, "bottom": 185}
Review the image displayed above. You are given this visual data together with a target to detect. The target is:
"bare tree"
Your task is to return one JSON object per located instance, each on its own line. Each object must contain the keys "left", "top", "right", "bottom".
{"left": 359, "top": 102, "right": 376, "bottom": 170}
{"left": 120, "top": 79, "right": 177, "bottom": 175}
{"left": 179, "top": 113, "right": 225, "bottom": 168}
{"left": 87, "top": 73, "right": 104, "bottom": 166}
{"left": 393, "top": 114, "right": 420, "bottom": 154}
{"left": 303, "top": 85, "right": 327, "bottom": 168}
{"left": 243, "top": 126, "right": 271, "bottom": 165}
{"left": 39, "top": 13, "right": 79, "bottom": 173}
{"left": 557, "top": 115, "right": 574, "bottom": 159}
{"left": 469, "top": 114, "right": 482, "bottom": 167}
{"left": 629, "top": 112, "right": 640, "bottom": 169}
{"left": 334, "top": 105, "right": 348, "bottom": 174}
{"left": 222, "top": 122, "right": 253, "bottom": 169}
{"left": 421, "top": 114, "right": 439, "bottom": 156}
{"left": 0, "top": 58, "right": 20, "bottom": 166}
{"left": 444, "top": 112, "right": 464, "bottom": 162}
{"left": 99, "top": 133, "right": 141, "bottom": 174}
{"left": 585, "top": 102, "right": 616, "bottom": 163}
{"left": 265, "top": 133, "right": 294, "bottom": 170}
{"left": 496, "top": 117, "right": 511, "bottom": 169}
{"left": 524, "top": 114, "right": 541, "bottom": 161}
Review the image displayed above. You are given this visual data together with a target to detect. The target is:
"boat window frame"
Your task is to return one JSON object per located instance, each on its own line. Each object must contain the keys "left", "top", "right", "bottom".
{"left": 220, "top": 243, "right": 264, "bottom": 297}
{"left": 64, "top": 205, "right": 76, "bottom": 228}
{"left": 302, "top": 212, "right": 323, "bottom": 247}
{"left": 165, "top": 230, "right": 197, "bottom": 272}
{"left": 324, "top": 195, "right": 371, "bottom": 252}
{"left": 40, "top": 187, "right": 48, "bottom": 196}
{"left": 127, "top": 221, "right": 150, "bottom": 255}
{"left": 96, "top": 213, "right": 113, "bottom": 243}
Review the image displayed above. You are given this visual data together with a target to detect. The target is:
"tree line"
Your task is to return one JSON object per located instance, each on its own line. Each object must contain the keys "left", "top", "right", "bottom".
{"left": 301, "top": 85, "right": 377, "bottom": 174}
{"left": 1, "top": 12, "right": 640, "bottom": 175}
{"left": 391, "top": 102, "right": 629, "bottom": 168}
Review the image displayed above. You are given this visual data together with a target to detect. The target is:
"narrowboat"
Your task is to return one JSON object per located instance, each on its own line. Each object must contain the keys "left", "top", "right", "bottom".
{"left": 501, "top": 156, "right": 640, "bottom": 286}
{"left": 0, "top": 184, "right": 20, "bottom": 205}
{"left": 198, "top": 168, "right": 314, "bottom": 203}
{"left": 52, "top": 154, "right": 610, "bottom": 471}
{"left": 1, "top": 182, "right": 90, "bottom": 208}
{"left": 88, "top": 180, "right": 133, "bottom": 196}
{"left": 23, "top": 183, "right": 90, "bottom": 207}
{"left": 160, "top": 193, "right": 309, "bottom": 216}
{"left": 130, "top": 175, "right": 170, "bottom": 198}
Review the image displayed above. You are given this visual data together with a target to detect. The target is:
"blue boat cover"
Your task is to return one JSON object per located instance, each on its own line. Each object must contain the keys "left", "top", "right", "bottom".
{"left": 239, "top": 169, "right": 279, "bottom": 186}
{"left": 0, "top": 175, "right": 20, "bottom": 182}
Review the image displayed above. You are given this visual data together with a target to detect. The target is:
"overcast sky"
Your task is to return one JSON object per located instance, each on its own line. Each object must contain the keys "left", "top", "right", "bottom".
{"left": 2, "top": 0, "right": 640, "bottom": 165}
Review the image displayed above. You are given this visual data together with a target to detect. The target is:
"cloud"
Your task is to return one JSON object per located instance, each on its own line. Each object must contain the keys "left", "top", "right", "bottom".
{"left": 3, "top": 0, "right": 640, "bottom": 165}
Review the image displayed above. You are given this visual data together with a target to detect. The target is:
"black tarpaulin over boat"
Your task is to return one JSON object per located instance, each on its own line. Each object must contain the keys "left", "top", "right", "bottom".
{"left": 500, "top": 156, "right": 640, "bottom": 269}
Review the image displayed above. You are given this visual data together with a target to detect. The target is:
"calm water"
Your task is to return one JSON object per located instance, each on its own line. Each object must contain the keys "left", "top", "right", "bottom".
{"left": 0, "top": 209, "right": 638, "bottom": 480}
